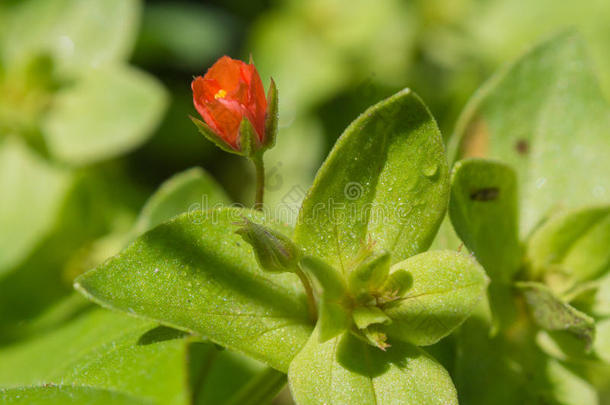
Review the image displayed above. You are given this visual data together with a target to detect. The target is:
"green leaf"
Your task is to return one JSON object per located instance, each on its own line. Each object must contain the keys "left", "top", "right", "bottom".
{"left": 132, "top": 167, "right": 230, "bottom": 236}
{"left": 452, "top": 31, "right": 610, "bottom": 235}
{"left": 381, "top": 250, "right": 488, "bottom": 346}
{"left": 0, "top": 308, "right": 192, "bottom": 404}
{"left": 455, "top": 315, "right": 598, "bottom": 405}
{"left": 0, "top": 137, "right": 71, "bottom": 275}
{"left": 594, "top": 318, "right": 610, "bottom": 363}
{"left": 449, "top": 158, "right": 521, "bottom": 282}
{"left": 516, "top": 281, "right": 595, "bottom": 347}
{"left": 288, "top": 327, "right": 457, "bottom": 405}
{"left": 75, "top": 208, "right": 313, "bottom": 372}
{"left": 0, "top": 306, "right": 265, "bottom": 405}
{"left": 295, "top": 89, "right": 449, "bottom": 271}
{"left": 2, "top": 0, "right": 140, "bottom": 74}
{"left": 0, "top": 386, "right": 147, "bottom": 405}
{"left": 43, "top": 65, "right": 167, "bottom": 165}
{"left": 526, "top": 205, "right": 610, "bottom": 285}
{"left": 448, "top": 158, "right": 521, "bottom": 331}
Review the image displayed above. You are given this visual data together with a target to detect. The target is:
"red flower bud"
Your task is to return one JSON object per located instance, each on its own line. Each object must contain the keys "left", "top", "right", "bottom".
{"left": 191, "top": 56, "right": 268, "bottom": 151}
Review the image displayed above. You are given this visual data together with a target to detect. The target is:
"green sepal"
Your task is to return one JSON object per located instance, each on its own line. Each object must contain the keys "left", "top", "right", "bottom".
{"left": 261, "top": 78, "right": 278, "bottom": 151}
{"left": 348, "top": 250, "right": 391, "bottom": 300}
{"left": 352, "top": 306, "right": 391, "bottom": 330}
{"left": 235, "top": 217, "right": 301, "bottom": 274}
{"left": 516, "top": 281, "right": 596, "bottom": 349}
{"left": 238, "top": 117, "right": 262, "bottom": 158}
{"left": 190, "top": 116, "right": 241, "bottom": 155}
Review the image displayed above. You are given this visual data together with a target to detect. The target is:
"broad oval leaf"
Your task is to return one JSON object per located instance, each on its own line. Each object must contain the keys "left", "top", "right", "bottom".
{"left": 452, "top": 31, "right": 610, "bottom": 235}
{"left": 294, "top": 89, "right": 449, "bottom": 271}
{"left": 526, "top": 205, "right": 610, "bottom": 284}
{"left": 288, "top": 327, "right": 457, "bottom": 405}
{"left": 382, "top": 250, "right": 488, "bottom": 346}
{"left": 0, "top": 298, "right": 272, "bottom": 405}
{"left": 0, "top": 138, "right": 71, "bottom": 276}
{"left": 75, "top": 208, "right": 313, "bottom": 372}
{"left": 132, "top": 167, "right": 230, "bottom": 236}
{"left": 2, "top": 0, "right": 140, "bottom": 73}
{"left": 43, "top": 65, "right": 167, "bottom": 165}
{"left": 449, "top": 158, "right": 521, "bottom": 282}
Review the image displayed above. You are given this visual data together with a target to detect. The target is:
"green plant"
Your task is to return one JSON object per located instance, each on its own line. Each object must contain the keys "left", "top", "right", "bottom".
{"left": 70, "top": 86, "right": 488, "bottom": 404}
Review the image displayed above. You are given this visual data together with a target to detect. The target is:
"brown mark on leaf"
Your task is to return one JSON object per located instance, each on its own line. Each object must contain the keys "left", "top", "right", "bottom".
{"left": 461, "top": 117, "right": 489, "bottom": 158}
{"left": 470, "top": 187, "right": 499, "bottom": 201}
{"left": 515, "top": 139, "right": 530, "bottom": 155}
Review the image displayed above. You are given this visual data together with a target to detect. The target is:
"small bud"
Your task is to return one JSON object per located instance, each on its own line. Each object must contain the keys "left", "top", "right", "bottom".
{"left": 235, "top": 218, "right": 301, "bottom": 273}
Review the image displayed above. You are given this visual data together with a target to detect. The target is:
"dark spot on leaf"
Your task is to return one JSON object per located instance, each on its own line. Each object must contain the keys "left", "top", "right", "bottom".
{"left": 138, "top": 326, "right": 189, "bottom": 345}
{"left": 515, "top": 139, "right": 529, "bottom": 155}
{"left": 470, "top": 187, "right": 499, "bottom": 201}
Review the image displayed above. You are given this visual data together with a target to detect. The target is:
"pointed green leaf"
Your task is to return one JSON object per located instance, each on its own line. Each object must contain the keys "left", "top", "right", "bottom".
{"left": 449, "top": 158, "right": 521, "bottom": 282}
{"left": 526, "top": 205, "right": 610, "bottom": 284}
{"left": 288, "top": 327, "right": 457, "bottom": 405}
{"left": 133, "top": 167, "right": 230, "bottom": 236}
{"left": 453, "top": 32, "right": 610, "bottom": 234}
{"left": 43, "top": 65, "right": 167, "bottom": 165}
{"left": 0, "top": 138, "right": 71, "bottom": 276}
{"left": 75, "top": 208, "right": 313, "bottom": 372}
{"left": 381, "top": 251, "right": 488, "bottom": 346}
{"left": 516, "top": 281, "right": 595, "bottom": 347}
{"left": 0, "top": 306, "right": 265, "bottom": 405}
{"left": 295, "top": 89, "right": 449, "bottom": 270}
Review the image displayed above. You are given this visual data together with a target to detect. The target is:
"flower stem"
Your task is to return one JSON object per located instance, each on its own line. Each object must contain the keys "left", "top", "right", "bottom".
{"left": 296, "top": 264, "right": 317, "bottom": 323}
{"left": 252, "top": 154, "right": 265, "bottom": 210}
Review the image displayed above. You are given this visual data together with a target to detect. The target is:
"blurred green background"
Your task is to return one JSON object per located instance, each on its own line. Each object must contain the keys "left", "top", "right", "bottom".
{"left": 0, "top": 0, "right": 609, "bottom": 403}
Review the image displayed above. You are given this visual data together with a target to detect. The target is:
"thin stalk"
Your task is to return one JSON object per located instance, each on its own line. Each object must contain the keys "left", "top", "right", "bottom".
{"left": 252, "top": 154, "right": 265, "bottom": 210}
{"left": 226, "top": 367, "right": 287, "bottom": 405}
{"left": 296, "top": 264, "right": 317, "bottom": 323}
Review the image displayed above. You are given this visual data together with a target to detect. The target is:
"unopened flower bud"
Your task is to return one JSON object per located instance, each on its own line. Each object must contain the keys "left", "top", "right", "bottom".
{"left": 235, "top": 218, "right": 300, "bottom": 273}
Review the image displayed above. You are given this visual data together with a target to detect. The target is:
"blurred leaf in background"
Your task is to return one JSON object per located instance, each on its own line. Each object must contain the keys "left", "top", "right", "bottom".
{"left": 0, "top": 0, "right": 167, "bottom": 338}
